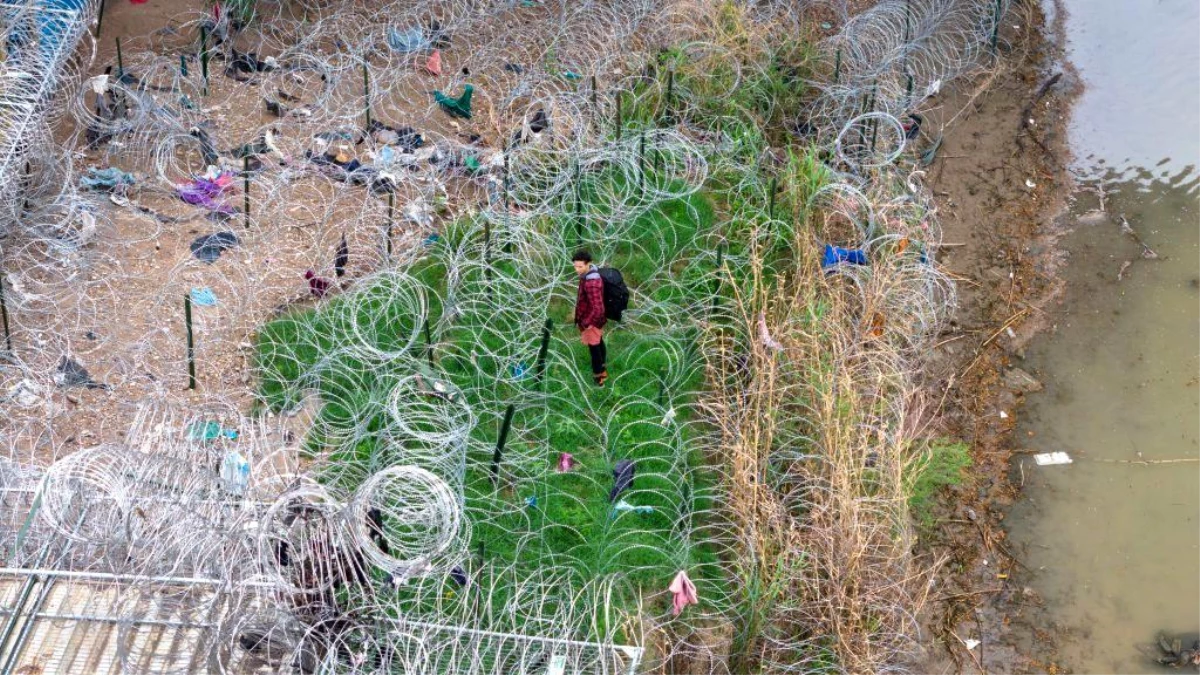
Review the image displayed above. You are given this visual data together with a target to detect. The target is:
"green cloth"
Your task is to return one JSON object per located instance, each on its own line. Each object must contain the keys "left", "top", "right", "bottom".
{"left": 434, "top": 84, "right": 474, "bottom": 119}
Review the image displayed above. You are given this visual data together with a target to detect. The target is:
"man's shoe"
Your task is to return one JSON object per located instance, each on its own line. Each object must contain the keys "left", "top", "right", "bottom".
{"left": 594, "top": 370, "right": 608, "bottom": 387}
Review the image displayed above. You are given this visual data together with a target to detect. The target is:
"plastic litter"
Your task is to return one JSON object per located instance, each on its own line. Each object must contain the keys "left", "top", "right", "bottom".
{"left": 821, "top": 244, "right": 868, "bottom": 270}
{"left": 190, "top": 287, "right": 217, "bottom": 306}
{"left": 1033, "top": 452, "right": 1072, "bottom": 466}
{"left": 81, "top": 167, "right": 135, "bottom": 192}
{"left": 424, "top": 50, "right": 442, "bottom": 76}
{"left": 613, "top": 499, "right": 654, "bottom": 515}
{"left": 220, "top": 450, "right": 250, "bottom": 495}
{"left": 189, "top": 231, "right": 239, "bottom": 263}
{"left": 608, "top": 459, "right": 635, "bottom": 502}
{"left": 8, "top": 379, "right": 45, "bottom": 407}
{"left": 186, "top": 420, "right": 238, "bottom": 443}
{"left": 178, "top": 171, "right": 236, "bottom": 213}
{"left": 509, "top": 362, "right": 528, "bottom": 380}
{"left": 524, "top": 496, "right": 538, "bottom": 508}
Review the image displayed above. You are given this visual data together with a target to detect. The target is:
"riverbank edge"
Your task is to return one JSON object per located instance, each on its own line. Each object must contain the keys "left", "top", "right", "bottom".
{"left": 914, "top": 1, "right": 1080, "bottom": 672}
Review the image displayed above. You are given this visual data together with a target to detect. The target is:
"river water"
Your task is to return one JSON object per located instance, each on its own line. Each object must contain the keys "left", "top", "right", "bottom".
{"left": 1004, "top": 1, "right": 1200, "bottom": 673}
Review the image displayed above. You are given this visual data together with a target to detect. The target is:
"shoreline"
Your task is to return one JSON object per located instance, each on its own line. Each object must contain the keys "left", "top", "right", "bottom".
{"left": 914, "top": 0, "right": 1079, "bottom": 671}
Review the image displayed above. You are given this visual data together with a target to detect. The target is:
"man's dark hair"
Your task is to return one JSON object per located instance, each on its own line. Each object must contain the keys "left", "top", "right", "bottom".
{"left": 572, "top": 249, "right": 592, "bottom": 263}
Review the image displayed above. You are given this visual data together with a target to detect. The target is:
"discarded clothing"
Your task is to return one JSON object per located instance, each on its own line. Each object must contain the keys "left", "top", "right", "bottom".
{"left": 81, "top": 167, "right": 135, "bottom": 192}
{"left": 305, "top": 270, "right": 332, "bottom": 298}
{"left": 449, "top": 565, "right": 468, "bottom": 587}
{"left": 334, "top": 235, "right": 349, "bottom": 278}
{"left": 54, "top": 356, "right": 107, "bottom": 390}
{"left": 509, "top": 362, "right": 528, "bottom": 380}
{"left": 821, "top": 244, "right": 868, "bottom": 271}
{"left": 557, "top": 452, "right": 574, "bottom": 473}
{"left": 434, "top": 85, "right": 474, "bottom": 119}
{"left": 387, "top": 26, "right": 430, "bottom": 53}
{"left": 366, "top": 121, "right": 424, "bottom": 152}
{"left": 190, "top": 287, "right": 217, "bottom": 306}
{"left": 189, "top": 231, "right": 240, "bottom": 263}
{"left": 608, "top": 459, "right": 635, "bottom": 502}
{"left": 668, "top": 570, "right": 698, "bottom": 615}
{"left": 178, "top": 172, "right": 235, "bottom": 213}
{"left": 529, "top": 108, "right": 549, "bottom": 134}
{"left": 424, "top": 49, "right": 442, "bottom": 76}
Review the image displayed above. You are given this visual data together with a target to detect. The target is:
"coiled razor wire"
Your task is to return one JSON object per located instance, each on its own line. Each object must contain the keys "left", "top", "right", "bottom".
{"left": 0, "top": 0, "right": 1008, "bottom": 673}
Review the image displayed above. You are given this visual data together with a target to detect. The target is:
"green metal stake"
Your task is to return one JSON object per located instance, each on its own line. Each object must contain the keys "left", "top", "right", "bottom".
{"left": 243, "top": 156, "right": 250, "bottom": 229}
{"left": 199, "top": 26, "right": 209, "bottom": 96}
{"left": 115, "top": 37, "right": 124, "bottom": 78}
{"left": 386, "top": 193, "right": 394, "bottom": 259}
{"left": 590, "top": 74, "right": 597, "bottom": 107}
{"left": 639, "top": 131, "right": 646, "bottom": 193}
{"left": 533, "top": 318, "right": 552, "bottom": 384}
{"left": 991, "top": 0, "right": 1002, "bottom": 53}
{"left": 710, "top": 243, "right": 725, "bottom": 316}
{"left": 94, "top": 0, "right": 106, "bottom": 39}
{"left": 615, "top": 91, "right": 622, "bottom": 142}
{"left": 362, "top": 62, "right": 372, "bottom": 129}
{"left": 0, "top": 273, "right": 12, "bottom": 353}
{"left": 423, "top": 318, "right": 434, "bottom": 367}
{"left": 184, "top": 294, "right": 196, "bottom": 390}
{"left": 768, "top": 177, "right": 778, "bottom": 220}
{"left": 180, "top": 54, "right": 188, "bottom": 77}
{"left": 483, "top": 220, "right": 492, "bottom": 280}
{"left": 833, "top": 48, "right": 842, "bottom": 84}
{"left": 664, "top": 69, "right": 675, "bottom": 123}
{"left": 490, "top": 404, "right": 516, "bottom": 486}
{"left": 574, "top": 162, "right": 583, "bottom": 246}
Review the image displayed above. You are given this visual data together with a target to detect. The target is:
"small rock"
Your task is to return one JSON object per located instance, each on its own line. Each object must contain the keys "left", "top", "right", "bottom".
{"left": 1004, "top": 368, "right": 1043, "bottom": 393}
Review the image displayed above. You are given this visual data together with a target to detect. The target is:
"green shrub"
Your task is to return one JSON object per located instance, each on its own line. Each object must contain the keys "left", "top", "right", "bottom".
{"left": 907, "top": 440, "right": 972, "bottom": 527}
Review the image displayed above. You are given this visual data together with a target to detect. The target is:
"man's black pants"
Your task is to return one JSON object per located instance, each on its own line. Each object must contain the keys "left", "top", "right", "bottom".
{"left": 588, "top": 338, "right": 607, "bottom": 375}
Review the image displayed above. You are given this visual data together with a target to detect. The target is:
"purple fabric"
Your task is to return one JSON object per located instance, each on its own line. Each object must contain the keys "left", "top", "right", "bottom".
{"left": 178, "top": 176, "right": 235, "bottom": 213}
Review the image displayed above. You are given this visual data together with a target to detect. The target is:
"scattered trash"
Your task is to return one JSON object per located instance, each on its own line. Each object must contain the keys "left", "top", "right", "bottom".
{"left": 413, "top": 372, "right": 458, "bottom": 403}
{"left": 757, "top": 311, "right": 784, "bottom": 352}
{"left": 509, "top": 362, "right": 528, "bottom": 380}
{"left": 189, "top": 231, "right": 240, "bottom": 263}
{"left": 504, "top": 63, "right": 524, "bottom": 74}
{"left": 547, "top": 655, "right": 567, "bottom": 675}
{"left": 366, "top": 121, "right": 424, "bottom": 152}
{"left": 220, "top": 450, "right": 250, "bottom": 494}
{"left": 1003, "top": 368, "right": 1043, "bottom": 393}
{"left": 902, "top": 113, "right": 923, "bottom": 140}
{"left": 81, "top": 167, "right": 134, "bottom": 192}
{"left": 613, "top": 499, "right": 654, "bottom": 515}
{"left": 963, "top": 639, "right": 980, "bottom": 651}
{"left": 1152, "top": 633, "right": 1200, "bottom": 668}
{"left": 556, "top": 452, "right": 574, "bottom": 472}
{"left": 449, "top": 565, "right": 468, "bottom": 587}
{"left": 186, "top": 420, "right": 238, "bottom": 443}
{"left": 668, "top": 570, "right": 698, "bottom": 615}
{"left": 1117, "top": 260, "right": 1133, "bottom": 281}
{"left": 334, "top": 235, "right": 349, "bottom": 278}
{"left": 998, "top": 410, "right": 1008, "bottom": 419}
{"left": 1118, "top": 215, "right": 1161, "bottom": 260}
{"left": 919, "top": 135, "right": 943, "bottom": 166}
{"left": 305, "top": 270, "right": 332, "bottom": 298}
{"left": 925, "top": 78, "right": 942, "bottom": 98}
{"left": 54, "top": 356, "right": 107, "bottom": 390}
{"left": 821, "top": 244, "right": 868, "bottom": 270}
{"left": 562, "top": 70, "right": 581, "bottom": 81}
{"left": 189, "top": 287, "right": 217, "bottom": 306}
{"left": 660, "top": 407, "right": 676, "bottom": 426}
{"left": 423, "top": 233, "right": 440, "bottom": 247}
{"left": 7, "top": 379, "right": 44, "bottom": 407}
{"left": 608, "top": 459, "right": 636, "bottom": 502}
{"left": 424, "top": 49, "right": 442, "bottom": 76}
{"left": 388, "top": 26, "right": 431, "bottom": 53}
{"left": 1024, "top": 178, "right": 1036, "bottom": 189}
{"left": 435, "top": 84, "right": 474, "bottom": 119}
{"left": 524, "top": 495, "right": 538, "bottom": 508}
{"left": 1033, "top": 452, "right": 1072, "bottom": 466}
{"left": 179, "top": 170, "right": 236, "bottom": 213}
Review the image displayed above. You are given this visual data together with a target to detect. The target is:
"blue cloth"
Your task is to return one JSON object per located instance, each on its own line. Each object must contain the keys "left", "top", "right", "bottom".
{"left": 81, "top": 167, "right": 135, "bottom": 191}
{"left": 387, "top": 26, "right": 430, "bottom": 53}
{"left": 822, "top": 244, "right": 868, "bottom": 270}
{"left": 190, "top": 288, "right": 217, "bottom": 306}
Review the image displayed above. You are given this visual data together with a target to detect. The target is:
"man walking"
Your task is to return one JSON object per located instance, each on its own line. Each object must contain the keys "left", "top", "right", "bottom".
{"left": 572, "top": 250, "right": 607, "bottom": 386}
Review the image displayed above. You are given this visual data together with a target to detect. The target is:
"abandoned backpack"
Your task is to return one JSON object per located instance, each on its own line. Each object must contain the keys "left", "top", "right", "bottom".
{"left": 597, "top": 267, "right": 629, "bottom": 321}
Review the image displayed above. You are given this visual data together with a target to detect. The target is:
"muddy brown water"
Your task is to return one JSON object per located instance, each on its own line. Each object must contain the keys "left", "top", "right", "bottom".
{"left": 1005, "top": 1, "right": 1200, "bottom": 673}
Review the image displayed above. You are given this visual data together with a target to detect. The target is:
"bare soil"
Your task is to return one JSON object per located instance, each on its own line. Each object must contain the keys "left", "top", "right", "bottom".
{"left": 908, "top": 2, "right": 1078, "bottom": 673}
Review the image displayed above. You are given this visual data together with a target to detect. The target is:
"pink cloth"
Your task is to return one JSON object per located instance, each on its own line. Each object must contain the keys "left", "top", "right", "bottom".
{"left": 580, "top": 326, "right": 602, "bottom": 346}
{"left": 668, "top": 570, "right": 697, "bottom": 615}
{"left": 557, "top": 452, "right": 574, "bottom": 472}
{"left": 424, "top": 50, "right": 442, "bottom": 76}
{"left": 305, "top": 270, "right": 331, "bottom": 298}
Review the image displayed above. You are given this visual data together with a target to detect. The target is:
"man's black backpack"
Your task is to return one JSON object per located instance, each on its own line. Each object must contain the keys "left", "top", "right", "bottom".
{"left": 597, "top": 267, "right": 629, "bottom": 321}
